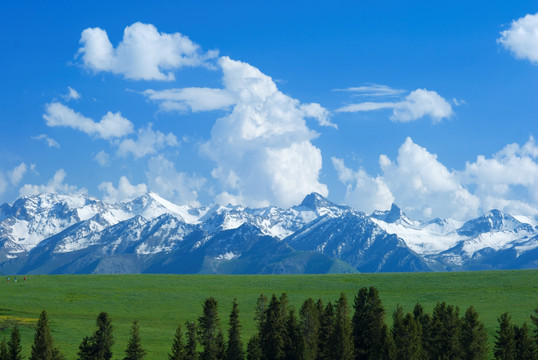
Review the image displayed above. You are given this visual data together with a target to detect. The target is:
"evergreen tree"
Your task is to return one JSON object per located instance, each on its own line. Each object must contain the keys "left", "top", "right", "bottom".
{"left": 317, "top": 301, "right": 334, "bottom": 360}
{"left": 392, "top": 306, "right": 424, "bottom": 360}
{"left": 77, "top": 312, "right": 114, "bottom": 360}
{"left": 246, "top": 335, "right": 261, "bottom": 360}
{"left": 254, "top": 294, "right": 268, "bottom": 334}
{"left": 198, "top": 297, "right": 222, "bottom": 360}
{"left": 185, "top": 321, "right": 198, "bottom": 360}
{"left": 8, "top": 327, "right": 23, "bottom": 360}
{"left": 216, "top": 330, "right": 226, "bottom": 360}
{"left": 531, "top": 304, "right": 538, "bottom": 349}
{"left": 413, "top": 303, "right": 432, "bottom": 358}
{"left": 169, "top": 324, "right": 185, "bottom": 360}
{"left": 430, "top": 302, "right": 462, "bottom": 360}
{"left": 260, "top": 294, "right": 286, "bottom": 360}
{"left": 283, "top": 309, "right": 302, "bottom": 360}
{"left": 379, "top": 324, "right": 396, "bottom": 360}
{"left": 30, "top": 310, "right": 64, "bottom": 360}
{"left": 77, "top": 336, "right": 95, "bottom": 360}
{"left": 494, "top": 312, "right": 516, "bottom": 360}
{"left": 123, "top": 320, "right": 146, "bottom": 360}
{"left": 300, "top": 298, "right": 320, "bottom": 360}
{"left": 514, "top": 323, "right": 537, "bottom": 360}
{"left": 0, "top": 337, "right": 8, "bottom": 360}
{"left": 460, "top": 306, "right": 488, "bottom": 360}
{"left": 352, "top": 286, "right": 385, "bottom": 360}
{"left": 330, "top": 293, "right": 354, "bottom": 360}
{"left": 226, "top": 299, "right": 245, "bottom": 360}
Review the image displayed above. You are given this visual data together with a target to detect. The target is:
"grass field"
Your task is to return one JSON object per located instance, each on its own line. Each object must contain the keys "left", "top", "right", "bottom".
{"left": 0, "top": 270, "right": 536, "bottom": 359}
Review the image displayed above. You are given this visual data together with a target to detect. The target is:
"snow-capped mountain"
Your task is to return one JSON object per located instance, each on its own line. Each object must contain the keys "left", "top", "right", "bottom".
{"left": 0, "top": 192, "right": 537, "bottom": 274}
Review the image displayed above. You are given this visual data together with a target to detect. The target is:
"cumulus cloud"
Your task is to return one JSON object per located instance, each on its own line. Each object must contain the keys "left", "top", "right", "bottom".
{"left": 143, "top": 87, "right": 236, "bottom": 112}
{"left": 146, "top": 155, "right": 205, "bottom": 206}
{"left": 498, "top": 13, "right": 538, "bottom": 64}
{"left": 19, "top": 169, "right": 84, "bottom": 197}
{"left": 116, "top": 124, "right": 178, "bottom": 158}
{"left": 334, "top": 138, "right": 479, "bottom": 220}
{"left": 43, "top": 102, "right": 134, "bottom": 139}
{"left": 94, "top": 151, "right": 110, "bottom": 167}
{"left": 32, "top": 134, "right": 60, "bottom": 148}
{"left": 337, "top": 88, "right": 454, "bottom": 123}
{"left": 332, "top": 157, "right": 394, "bottom": 213}
{"left": 201, "top": 56, "right": 329, "bottom": 208}
{"left": 8, "top": 163, "right": 28, "bottom": 185}
{"left": 77, "top": 22, "right": 217, "bottom": 81}
{"left": 98, "top": 176, "right": 147, "bottom": 203}
{"left": 334, "top": 137, "right": 538, "bottom": 220}
{"left": 461, "top": 137, "right": 538, "bottom": 215}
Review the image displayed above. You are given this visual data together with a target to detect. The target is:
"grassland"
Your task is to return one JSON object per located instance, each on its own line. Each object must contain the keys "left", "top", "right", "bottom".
{"left": 0, "top": 270, "right": 536, "bottom": 359}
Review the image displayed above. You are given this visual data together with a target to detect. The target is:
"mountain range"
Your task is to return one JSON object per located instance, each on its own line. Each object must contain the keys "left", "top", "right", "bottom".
{"left": 0, "top": 192, "right": 536, "bottom": 274}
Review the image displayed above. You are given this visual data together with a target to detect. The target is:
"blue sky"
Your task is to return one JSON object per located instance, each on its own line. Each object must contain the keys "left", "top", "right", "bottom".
{"left": 1, "top": 1, "right": 537, "bottom": 221}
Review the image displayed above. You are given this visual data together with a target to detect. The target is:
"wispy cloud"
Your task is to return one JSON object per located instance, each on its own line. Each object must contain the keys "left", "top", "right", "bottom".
{"left": 32, "top": 134, "right": 60, "bottom": 148}
{"left": 333, "top": 84, "right": 406, "bottom": 97}
{"left": 336, "top": 88, "right": 454, "bottom": 123}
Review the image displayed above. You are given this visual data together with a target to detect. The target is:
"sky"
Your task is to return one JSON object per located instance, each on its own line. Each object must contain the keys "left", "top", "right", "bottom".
{"left": 1, "top": 1, "right": 537, "bottom": 221}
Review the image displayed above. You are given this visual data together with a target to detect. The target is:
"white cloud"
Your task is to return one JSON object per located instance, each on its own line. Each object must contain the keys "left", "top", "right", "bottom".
{"left": 117, "top": 124, "right": 178, "bottom": 158}
{"left": 498, "top": 13, "right": 538, "bottom": 64}
{"left": 8, "top": 163, "right": 27, "bottom": 185}
{"left": 334, "top": 138, "right": 479, "bottom": 220}
{"left": 336, "top": 88, "right": 454, "bottom": 123}
{"left": 98, "top": 176, "right": 147, "bottom": 203}
{"left": 146, "top": 155, "right": 204, "bottom": 206}
{"left": 64, "top": 86, "right": 81, "bottom": 101}
{"left": 334, "top": 137, "right": 538, "bottom": 220}
{"left": 94, "top": 151, "right": 110, "bottom": 167}
{"left": 461, "top": 137, "right": 538, "bottom": 215}
{"left": 200, "top": 56, "right": 328, "bottom": 208}
{"left": 19, "top": 169, "right": 84, "bottom": 197}
{"left": 333, "top": 84, "right": 406, "bottom": 97}
{"left": 43, "top": 102, "right": 134, "bottom": 139}
{"left": 32, "top": 134, "right": 60, "bottom": 148}
{"left": 143, "top": 87, "right": 236, "bottom": 112}
{"left": 332, "top": 157, "right": 394, "bottom": 213}
{"left": 77, "top": 22, "right": 217, "bottom": 81}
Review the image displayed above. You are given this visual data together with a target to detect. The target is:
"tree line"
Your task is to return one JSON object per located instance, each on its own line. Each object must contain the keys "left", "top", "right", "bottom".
{"left": 1, "top": 286, "right": 537, "bottom": 359}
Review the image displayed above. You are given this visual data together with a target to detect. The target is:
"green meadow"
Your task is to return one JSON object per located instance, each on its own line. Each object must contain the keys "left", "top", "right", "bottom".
{"left": 0, "top": 270, "right": 536, "bottom": 359}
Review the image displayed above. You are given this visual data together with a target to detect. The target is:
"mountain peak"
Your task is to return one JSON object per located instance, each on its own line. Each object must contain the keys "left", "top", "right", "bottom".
{"left": 299, "top": 192, "right": 335, "bottom": 210}
{"left": 458, "top": 209, "right": 532, "bottom": 236}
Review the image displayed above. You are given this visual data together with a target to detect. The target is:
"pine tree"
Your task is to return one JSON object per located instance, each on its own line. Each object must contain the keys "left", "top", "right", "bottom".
{"left": 246, "top": 335, "right": 261, "bottom": 360}
{"left": 30, "top": 310, "right": 64, "bottom": 360}
{"left": 460, "top": 306, "right": 488, "bottom": 360}
{"left": 216, "top": 330, "right": 226, "bottom": 360}
{"left": 185, "top": 321, "right": 198, "bottom": 360}
{"left": 330, "top": 293, "right": 354, "bottom": 360}
{"left": 169, "top": 324, "right": 185, "bottom": 360}
{"left": 317, "top": 301, "right": 335, "bottom": 360}
{"left": 351, "top": 286, "right": 385, "bottom": 360}
{"left": 8, "top": 327, "right": 23, "bottom": 360}
{"left": 77, "top": 336, "right": 95, "bottom": 360}
{"left": 94, "top": 312, "right": 114, "bottom": 360}
{"left": 531, "top": 304, "right": 538, "bottom": 349}
{"left": 260, "top": 294, "right": 286, "bottom": 360}
{"left": 413, "top": 303, "right": 432, "bottom": 358}
{"left": 494, "top": 312, "right": 516, "bottom": 360}
{"left": 300, "top": 298, "right": 320, "bottom": 360}
{"left": 430, "top": 302, "right": 462, "bottom": 360}
{"left": 283, "top": 309, "right": 302, "bottom": 360}
{"left": 198, "top": 297, "right": 222, "bottom": 360}
{"left": 514, "top": 323, "right": 537, "bottom": 360}
{"left": 0, "top": 337, "right": 8, "bottom": 360}
{"left": 254, "top": 294, "right": 268, "bottom": 334}
{"left": 379, "top": 324, "right": 396, "bottom": 360}
{"left": 123, "top": 320, "right": 146, "bottom": 360}
{"left": 392, "top": 306, "right": 424, "bottom": 360}
{"left": 226, "top": 299, "right": 245, "bottom": 360}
